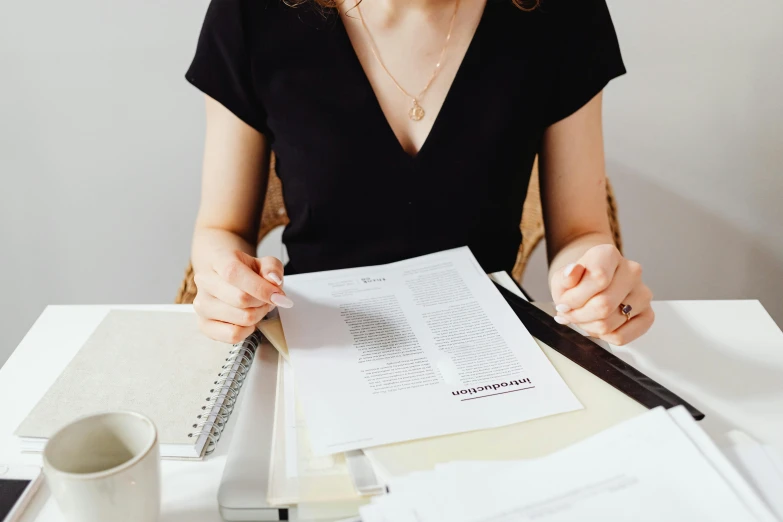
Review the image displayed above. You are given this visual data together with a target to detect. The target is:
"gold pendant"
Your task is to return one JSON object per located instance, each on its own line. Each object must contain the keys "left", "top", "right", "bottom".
{"left": 408, "top": 99, "right": 425, "bottom": 121}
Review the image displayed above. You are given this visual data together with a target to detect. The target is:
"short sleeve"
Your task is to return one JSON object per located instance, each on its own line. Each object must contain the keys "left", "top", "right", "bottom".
{"left": 185, "top": 0, "right": 268, "bottom": 134}
{"left": 542, "top": 0, "right": 626, "bottom": 127}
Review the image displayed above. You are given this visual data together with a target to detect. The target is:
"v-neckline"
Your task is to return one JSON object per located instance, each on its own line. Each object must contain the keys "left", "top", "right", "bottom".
{"left": 336, "top": 2, "right": 490, "bottom": 161}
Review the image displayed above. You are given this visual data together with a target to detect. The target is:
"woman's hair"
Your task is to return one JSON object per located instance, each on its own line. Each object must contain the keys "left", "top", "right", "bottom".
{"left": 287, "top": 0, "right": 540, "bottom": 12}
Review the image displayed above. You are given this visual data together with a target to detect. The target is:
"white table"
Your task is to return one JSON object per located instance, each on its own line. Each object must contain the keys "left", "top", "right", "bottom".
{"left": 2, "top": 300, "right": 783, "bottom": 521}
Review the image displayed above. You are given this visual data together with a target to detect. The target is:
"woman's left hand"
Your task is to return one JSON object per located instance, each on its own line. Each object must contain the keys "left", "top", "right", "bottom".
{"left": 550, "top": 244, "right": 654, "bottom": 346}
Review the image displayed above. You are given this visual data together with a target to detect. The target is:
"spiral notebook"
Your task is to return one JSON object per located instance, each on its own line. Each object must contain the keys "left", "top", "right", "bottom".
{"left": 14, "top": 310, "right": 260, "bottom": 460}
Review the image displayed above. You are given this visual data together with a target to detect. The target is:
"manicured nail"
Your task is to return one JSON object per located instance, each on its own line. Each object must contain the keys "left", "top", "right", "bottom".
{"left": 563, "top": 263, "right": 577, "bottom": 277}
{"left": 270, "top": 293, "right": 294, "bottom": 308}
{"left": 555, "top": 304, "right": 571, "bottom": 313}
{"left": 554, "top": 315, "right": 569, "bottom": 325}
{"left": 267, "top": 273, "right": 283, "bottom": 285}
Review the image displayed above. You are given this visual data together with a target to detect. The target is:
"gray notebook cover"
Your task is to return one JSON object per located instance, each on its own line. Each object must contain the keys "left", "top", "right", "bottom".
{"left": 15, "top": 310, "right": 232, "bottom": 456}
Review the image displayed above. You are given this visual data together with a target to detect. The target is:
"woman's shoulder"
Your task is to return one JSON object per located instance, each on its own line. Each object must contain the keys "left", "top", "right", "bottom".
{"left": 485, "top": 0, "right": 618, "bottom": 59}
{"left": 200, "top": 0, "right": 334, "bottom": 44}
{"left": 488, "top": 0, "right": 616, "bottom": 38}
{"left": 528, "top": 0, "right": 613, "bottom": 18}
{"left": 488, "top": 0, "right": 615, "bottom": 36}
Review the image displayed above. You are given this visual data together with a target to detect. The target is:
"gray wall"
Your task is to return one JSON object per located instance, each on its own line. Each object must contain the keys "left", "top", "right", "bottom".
{"left": 1, "top": 1, "right": 781, "bottom": 366}
{"left": 0, "top": 1, "right": 210, "bottom": 362}
{"left": 523, "top": 0, "right": 783, "bottom": 321}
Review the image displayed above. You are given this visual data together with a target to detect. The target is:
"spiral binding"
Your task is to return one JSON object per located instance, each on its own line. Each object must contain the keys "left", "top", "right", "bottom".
{"left": 188, "top": 330, "right": 261, "bottom": 455}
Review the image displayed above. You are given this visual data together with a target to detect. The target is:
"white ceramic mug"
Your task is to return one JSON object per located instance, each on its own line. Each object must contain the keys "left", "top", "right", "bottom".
{"left": 43, "top": 411, "right": 160, "bottom": 522}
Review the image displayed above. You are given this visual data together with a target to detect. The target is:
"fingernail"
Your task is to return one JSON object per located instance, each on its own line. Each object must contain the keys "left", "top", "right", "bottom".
{"left": 554, "top": 315, "right": 569, "bottom": 325}
{"left": 563, "top": 263, "right": 577, "bottom": 277}
{"left": 270, "top": 293, "right": 294, "bottom": 308}
{"left": 555, "top": 304, "right": 571, "bottom": 313}
{"left": 267, "top": 273, "right": 283, "bottom": 285}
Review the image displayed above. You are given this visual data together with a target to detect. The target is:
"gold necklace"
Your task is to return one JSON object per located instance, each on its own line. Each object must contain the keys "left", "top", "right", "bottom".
{"left": 356, "top": 0, "right": 461, "bottom": 122}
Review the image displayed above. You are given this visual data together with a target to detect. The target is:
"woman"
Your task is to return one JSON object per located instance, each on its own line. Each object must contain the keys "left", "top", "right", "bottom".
{"left": 186, "top": 0, "right": 654, "bottom": 345}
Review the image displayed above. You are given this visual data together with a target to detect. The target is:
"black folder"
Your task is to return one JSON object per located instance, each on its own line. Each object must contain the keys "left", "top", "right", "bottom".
{"left": 494, "top": 282, "right": 705, "bottom": 420}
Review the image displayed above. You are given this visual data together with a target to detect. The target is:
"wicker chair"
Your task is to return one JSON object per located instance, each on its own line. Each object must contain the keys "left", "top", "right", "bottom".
{"left": 175, "top": 155, "right": 622, "bottom": 304}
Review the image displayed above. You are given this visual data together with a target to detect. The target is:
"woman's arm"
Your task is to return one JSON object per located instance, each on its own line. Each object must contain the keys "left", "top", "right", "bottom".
{"left": 540, "top": 92, "right": 614, "bottom": 277}
{"left": 540, "top": 92, "right": 654, "bottom": 345}
{"left": 191, "top": 97, "right": 290, "bottom": 344}
{"left": 192, "top": 97, "right": 268, "bottom": 265}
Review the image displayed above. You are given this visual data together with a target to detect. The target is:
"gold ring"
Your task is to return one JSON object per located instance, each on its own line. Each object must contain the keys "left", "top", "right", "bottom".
{"left": 620, "top": 303, "right": 633, "bottom": 322}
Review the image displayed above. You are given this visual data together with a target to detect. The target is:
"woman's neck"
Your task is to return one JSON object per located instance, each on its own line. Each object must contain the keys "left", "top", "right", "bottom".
{"left": 346, "top": 0, "right": 455, "bottom": 24}
{"left": 372, "top": 0, "right": 452, "bottom": 8}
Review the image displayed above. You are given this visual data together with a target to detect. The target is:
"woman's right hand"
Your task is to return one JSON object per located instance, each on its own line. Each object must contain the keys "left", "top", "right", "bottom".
{"left": 193, "top": 250, "right": 293, "bottom": 344}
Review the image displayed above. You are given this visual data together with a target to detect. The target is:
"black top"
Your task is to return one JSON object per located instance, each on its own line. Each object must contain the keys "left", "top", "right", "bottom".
{"left": 186, "top": 0, "right": 625, "bottom": 275}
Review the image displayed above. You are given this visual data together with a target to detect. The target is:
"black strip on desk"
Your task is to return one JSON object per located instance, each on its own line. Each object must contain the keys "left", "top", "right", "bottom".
{"left": 493, "top": 282, "right": 705, "bottom": 420}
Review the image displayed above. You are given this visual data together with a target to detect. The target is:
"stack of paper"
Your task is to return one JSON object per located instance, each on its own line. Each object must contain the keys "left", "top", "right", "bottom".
{"left": 264, "top": 247, "right": 780, "bottom": 520}
{"left": 263, "top": 247, "right": 647, "bottom": 513}
{"left": 723, "top": 431, "right": 783, "bottom": 519}
{"left": 359, "top": 407, "right": 780, "bottom": 522}
{"left": 267, "top": 359, "right": 368, "bottom": 509}
{"left": 277, "top": 247, "right": 583, "bottom": 456}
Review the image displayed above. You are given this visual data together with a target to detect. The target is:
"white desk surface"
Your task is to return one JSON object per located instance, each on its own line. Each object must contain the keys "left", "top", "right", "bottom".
{"left": 2, "top": 299, "right": 782, "bottom": 522}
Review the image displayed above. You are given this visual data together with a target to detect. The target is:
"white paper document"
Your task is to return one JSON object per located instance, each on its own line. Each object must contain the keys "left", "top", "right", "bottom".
{"left": 281, "top": 361, "right": 349, "bottom": 481}
{"left": 359, "top": 407, "right": 780, "bottom": 522}
{"left": 282, "top": 361, "right": 299, "bottom": 478}
{"left": 279, "top": 247, "right": 582, "bottom": 455}
{"left": 724, "top": 432, "right": 783, "bottom": 519}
